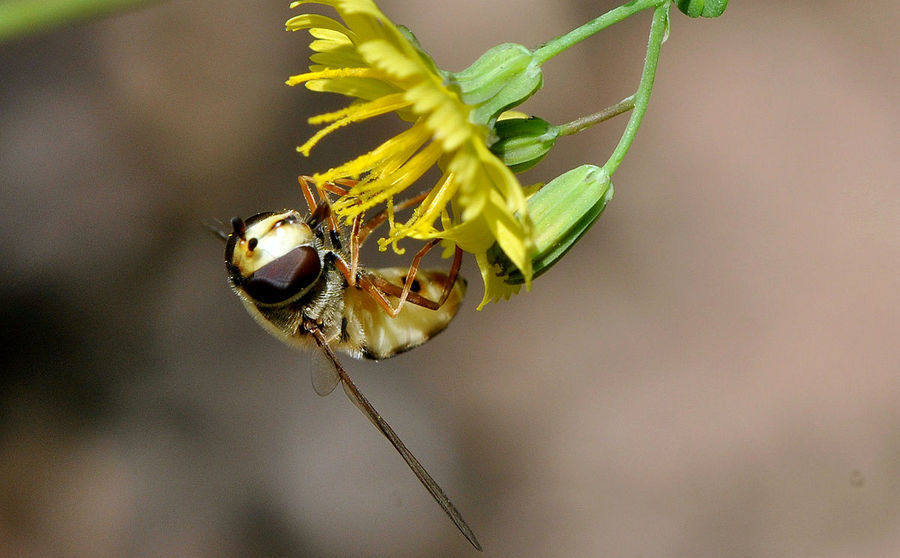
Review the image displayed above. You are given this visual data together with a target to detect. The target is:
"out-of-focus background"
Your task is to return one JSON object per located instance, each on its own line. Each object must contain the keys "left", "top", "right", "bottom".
{"left": 1, "top": 1, "right": 898, "bottom": 556}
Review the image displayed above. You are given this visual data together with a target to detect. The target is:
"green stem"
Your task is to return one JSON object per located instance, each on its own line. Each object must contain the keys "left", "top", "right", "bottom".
{"left": 533, "top": 0, "right": 667, "bottom": 64}
{"left": 0, "top": 0, "right": 159, "bottom": 43}
{"left": 556, "top": 95, "right": 635, "bottom": 137}
{"left": 603, "top": 4, "right": 668, "bottom": 175}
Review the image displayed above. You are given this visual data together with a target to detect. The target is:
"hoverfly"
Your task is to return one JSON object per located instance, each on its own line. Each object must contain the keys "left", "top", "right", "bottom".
{"left": 219, "top": 177, "right": 480, "bottom": 551}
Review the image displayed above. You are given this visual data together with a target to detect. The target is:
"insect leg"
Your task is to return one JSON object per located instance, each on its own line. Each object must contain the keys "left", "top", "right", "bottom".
{"left": 304, "top": 178, "right": 429, "bottom": 249}
{"left": 309, "top": 328, "right": 482, "bottom": 552}
{"left": 379, "top": 240, "right": 463, "bottom": 314}
{"left": 299, "top": 175, "right": 356, "bottom": 201}
{"left": 329, "top": 177, "right": 357, "bottom": 195}
{"left": 309, "top": 178, "right": 463, "bottom": 313}
{"left": 438, "top": 245, "right": 464, "bottom": 307}
{"left": 299, "top": 176, "right": 344, "bottom": 236}
{"left": 364, "top": 273, "right": 441, "bottom": 311}
{"left": 392, "top": 238, "right": 442, "bottom": 314}
{"left": 356, "top": 191, "right": 429, "bottom": 246}
{"left": 350, "top": 190, "right": 462, "bottom": 306}
{"left": 344, "top": 190, "right": 429, "bottom": 291}
{"left": 297, "top": 175, "right": 320, "bottom": 214}
{"left": 330, "top": 255, "right": 440, "bottom": 314}
{"left": 349, "top": 213, "right": 362, "bottom": 285}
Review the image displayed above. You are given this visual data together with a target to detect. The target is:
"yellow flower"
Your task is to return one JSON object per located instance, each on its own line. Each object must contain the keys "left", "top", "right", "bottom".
{"left": 285, "top": 0, "right": 534, "bottom": 308}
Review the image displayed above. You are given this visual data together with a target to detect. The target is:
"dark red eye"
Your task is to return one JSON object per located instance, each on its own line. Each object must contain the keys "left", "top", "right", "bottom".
{"left": 242, "top": 246, "right": 321, "bottom": 304}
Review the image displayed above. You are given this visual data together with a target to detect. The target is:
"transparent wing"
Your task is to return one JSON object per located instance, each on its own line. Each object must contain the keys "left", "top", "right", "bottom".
{"left": 309, "top": 348, "right": 341, "bottom": 396}
{"left": 309, "top": 327, "right": 482, "bottom": 551}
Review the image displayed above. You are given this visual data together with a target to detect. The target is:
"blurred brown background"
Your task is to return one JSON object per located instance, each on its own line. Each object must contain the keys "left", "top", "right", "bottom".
{"left": 1, "top": 1, "right": 898, "bottom": 556}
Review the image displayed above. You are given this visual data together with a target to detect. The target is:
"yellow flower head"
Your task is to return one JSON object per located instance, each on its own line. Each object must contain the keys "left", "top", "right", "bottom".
{"left": 286, "top": 0, "right": 534, "bottom": 308}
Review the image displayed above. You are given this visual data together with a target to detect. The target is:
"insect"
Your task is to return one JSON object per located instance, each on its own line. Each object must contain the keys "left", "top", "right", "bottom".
{"left": 220, "top": 177, "right": 481, "bottom": 551}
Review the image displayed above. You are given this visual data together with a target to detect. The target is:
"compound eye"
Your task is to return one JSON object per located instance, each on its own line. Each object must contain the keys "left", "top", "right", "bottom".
{"left": 242, "top": 246, "right": 321, "bottom": 304}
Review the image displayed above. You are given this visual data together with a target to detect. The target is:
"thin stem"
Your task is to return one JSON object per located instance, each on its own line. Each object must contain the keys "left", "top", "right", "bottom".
{"left": 533, "top": 0, "right": 666, "bottom": 64}
{"left": 556, "top": 95, "right": 635, "bottom": 137}
{"left": 603, "top": 4, "right": 668, "bottom": 175}
{"left": 0, "top": 0, "right": 158, "bottom": 42}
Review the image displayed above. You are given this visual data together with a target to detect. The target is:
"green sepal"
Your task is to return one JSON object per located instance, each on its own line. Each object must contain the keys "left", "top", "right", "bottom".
{"left": 490, "top": 116, "right": 559, "bottom": 173}
{"left": 486, "top": 165, "right": 613, "bottom": 285}
{"left": 397, "top": 25, "right": 443, "bottom": 77}
{"left": 449, "top": 43, "right": 543, "bottom": 126}
{"left": 675, "top": 0, "right": 728, "bottom": 18}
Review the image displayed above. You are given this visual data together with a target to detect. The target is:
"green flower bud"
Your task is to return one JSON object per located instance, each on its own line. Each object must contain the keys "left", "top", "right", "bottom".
{"left": 490, "top": 116, "right": 559, "bottom": 173}
{"left": 486, "top": 164, "right": 613, "bottom": 285}
{"left": 675, "top": 0, "right": 729, "bottom": 18}
{"left": 449, "top": 43, "right": 543, "bottom": 126}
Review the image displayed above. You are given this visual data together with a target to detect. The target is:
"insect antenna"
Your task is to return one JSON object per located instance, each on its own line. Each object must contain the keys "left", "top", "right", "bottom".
{"left": 203, "top": 220, "right": 229, "bottom": 242}
{"left": 231, "top": 217, "right": 246, "bottom": 239}
{"left": 306, "top": 198, "right": 331, "bottom": 229}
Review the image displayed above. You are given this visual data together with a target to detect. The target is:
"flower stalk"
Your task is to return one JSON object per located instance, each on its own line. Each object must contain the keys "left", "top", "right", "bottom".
{"left": 603, "top": 4, "right": 669, "bottom": 176}
{"left": 555, "top": 96, "right": 636, "bottom": 138}
{"left": 0, "top": 0, "right": 158, "bottom": 42}
{"left": 533, "top": 0, "right": 664, "bottom": 64}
